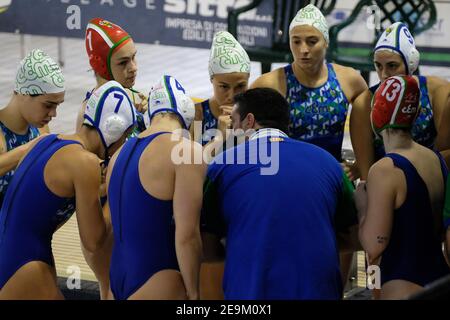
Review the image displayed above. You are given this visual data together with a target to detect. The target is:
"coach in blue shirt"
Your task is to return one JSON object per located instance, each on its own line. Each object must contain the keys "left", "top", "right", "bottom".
{"left": 201, "top": 88, "right": 358, "bottom": 300}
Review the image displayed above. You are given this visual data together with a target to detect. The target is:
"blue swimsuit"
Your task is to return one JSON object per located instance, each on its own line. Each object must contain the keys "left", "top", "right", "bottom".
{"left": 109, "top": 132, "right": 179, "bottom": 300}
{"left": 0, "top": 121, "right": 39, "bottom": 207}
{"left": 200, "top": 99, "right": 218, "bottom": 146}
{"left": 370, "top": 76, "right": 436, "bottom": 159}
{"left": 0, "top": 135, "right": 79, "bottom": 289}
{"left": 284, "top": 63, "right": 350, "bottom": 161}
{"left": 380, "top": 153, "right": 450, "bottom": 286}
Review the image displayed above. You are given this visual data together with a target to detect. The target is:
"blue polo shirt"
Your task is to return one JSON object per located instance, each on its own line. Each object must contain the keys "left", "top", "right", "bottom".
{"left": 201, "top": 128, "right": 356, "bottom": 300}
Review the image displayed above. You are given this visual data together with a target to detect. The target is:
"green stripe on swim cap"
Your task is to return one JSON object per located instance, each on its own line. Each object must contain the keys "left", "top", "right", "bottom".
{"left": 107, "top": 35, "right": 131, "bottom": 81}
{"left": 163, "top": 75, "right": 175, "bottom": 110}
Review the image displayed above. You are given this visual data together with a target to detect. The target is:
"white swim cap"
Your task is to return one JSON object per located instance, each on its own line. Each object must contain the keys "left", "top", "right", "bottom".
{"left": 289, "top": 4, "right": 329, "bottom": 43}
{"left": 374, "top": 22, "right": 420, "bottom": 75}
{"left": 208, "top": 31, "right": 250, "bottom": 77}
{"left": 148, "top": 75, "right": 195, "bottom": 129}
{"left": 84, "top": 81, "right": 137, "bottom": 149}
{"left": 15, "top": 49, "right": 65, "bottom": 95}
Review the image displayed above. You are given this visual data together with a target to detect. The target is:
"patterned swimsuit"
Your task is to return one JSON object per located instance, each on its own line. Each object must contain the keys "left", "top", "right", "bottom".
{"left": 284, "top": 63, "right": 350, "bottom": 161}
{"left": 0, "top": 122, "right": 40, "bottom": 207}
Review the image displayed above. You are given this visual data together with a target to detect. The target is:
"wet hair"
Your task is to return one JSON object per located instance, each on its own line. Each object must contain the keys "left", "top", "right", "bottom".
{"left": 233, "top": 88, "right": 290, "bottom": 133}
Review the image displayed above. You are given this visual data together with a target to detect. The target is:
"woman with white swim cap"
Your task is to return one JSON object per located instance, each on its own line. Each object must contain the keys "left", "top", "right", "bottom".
{"left": 77, "top": 17, "right": 149, "bottom": 299}
{"left": 0, "top": 49, "right": 65, "bottom": 207}
{"left": 0, "top": 81, "right": 135, "bottom": 299}
{"left": 190, "top": 31, "right": 250, "bottom": 299}
{"left": 107, "top": 75, "right": 203, "bottom": 300}
{"left": 191, "top": 31, "right": 250, "bottom": 147}
{"left": 250, "top": 4, "right": 367, "bottom": 291}
{"left": 251, "top": 4, "right": 367, "bottom": 171}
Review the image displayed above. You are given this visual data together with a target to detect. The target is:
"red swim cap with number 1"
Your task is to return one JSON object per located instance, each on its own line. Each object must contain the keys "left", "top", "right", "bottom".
{"left": 85, "top": 18, "right": 132, "bottom": 81}
{"left": 371, "top": 75, "right": 421, "bottom": 134}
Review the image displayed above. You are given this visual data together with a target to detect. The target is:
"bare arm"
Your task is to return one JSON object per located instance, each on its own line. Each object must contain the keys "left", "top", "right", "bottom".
{"left": 173, "top": 141, "right": 205, "bottom": 300}
{"left": 432, "top": 83, "right": 450, "bottom": 151}
{"left": 334, "top": 64, "right": 368, "bottom": 104}
{"left": 71, "top": 151, "right": 107, "bottom": 253}
{"left": 0, "top": 133, "right": 49, "bottom": 176}
{"left": 350, "top": 90, "right": 375, "bottom": 180}
{"left": 0, "top": 143, "right": 31, "bottom": 176}
{"left": 355, "top": 160, "right": 396, "bottom": 265}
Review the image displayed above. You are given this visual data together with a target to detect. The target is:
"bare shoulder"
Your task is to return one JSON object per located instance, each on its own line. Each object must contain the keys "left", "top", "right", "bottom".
{"left": 332, "top": 63, "right": 367, "bottom": 88}
{"left": 426, "top": 75, "right": 448, "bottom": 88}
{"left": 333, "top": 63, "right": 368, "bottom": 101}
{"left": 352, "top": 88, "right": 372, "bottom": 109}
{"left": 368, "top": 157, "right": 398, "bottom": 183}
{"left": 174, "top": 136, "right": 205, "bottom": 168}
{"left": 64, "top": 145, "right": 100, "bottom": 176}
{"left": 250, "top": 67, "right": 286, "bottom": 96}
{"left": 179, "top": 136, "right": 203, "bottom": 153}
{"left": 426, "top": 76, "right": 449, "bottom": 95}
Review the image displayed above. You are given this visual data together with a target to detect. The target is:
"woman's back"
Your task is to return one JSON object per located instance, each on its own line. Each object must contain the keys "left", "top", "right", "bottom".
{"left": 379, "top": 143, "right": 449, "bottom": 294}
{"left": 393, "top": 144, "right": 444, "bottom": 220}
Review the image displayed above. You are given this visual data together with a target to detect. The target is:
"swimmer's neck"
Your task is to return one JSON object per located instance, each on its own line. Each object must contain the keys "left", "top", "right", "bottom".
{"left": 381, "top": 130, "right": 414, "bottom": 153}
{"left": 144, "top": 115, "right": 184, "bottom": 136}
{"left": 292, "top": 61, "right": 328, "bottom": 88}
{"left": 63, "top": 127, "right": 105, "bottom": 158}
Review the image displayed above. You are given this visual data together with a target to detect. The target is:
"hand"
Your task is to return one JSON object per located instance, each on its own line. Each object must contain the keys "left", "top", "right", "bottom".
{"left": 219, "top": 105, "right": 233, "bottom": 116}
{"left": 134, "top": 92, "right": 148, "bottom": 113}
{"left": 126, "top": 89, "right": 148, "bottom": 113}
{"left": 217, "top": 114, "right": 232, "bottom": 139}
{"left": 354, "top": 181, "right": 368, "bottom": 221}
{"left": 341, "top": 160, "right": 361, "bottom": 182}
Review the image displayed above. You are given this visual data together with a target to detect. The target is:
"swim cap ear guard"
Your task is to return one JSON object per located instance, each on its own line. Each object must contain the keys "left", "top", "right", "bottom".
{"left": 374, "top": 22, "right": 420, "bottom": 75}
{"left": 84, "top": 80, "right": 137, "bottom": 158}
{"left": 370, "top": 75, "right": 421, "bottom": 135}
{"left": 148, "top": 75, "right": 195, "bottom": 129}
